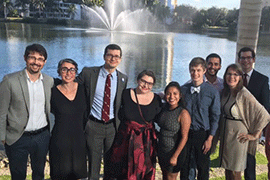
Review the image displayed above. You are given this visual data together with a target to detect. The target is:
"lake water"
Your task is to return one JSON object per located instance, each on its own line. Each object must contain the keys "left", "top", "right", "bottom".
{"left": 1, "top": 22, "right": 270, "bottom": 92}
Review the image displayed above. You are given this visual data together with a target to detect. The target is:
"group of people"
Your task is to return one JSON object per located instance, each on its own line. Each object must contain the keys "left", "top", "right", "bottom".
{"left": 0, "top": 43, "right": 270, "bottom": 180}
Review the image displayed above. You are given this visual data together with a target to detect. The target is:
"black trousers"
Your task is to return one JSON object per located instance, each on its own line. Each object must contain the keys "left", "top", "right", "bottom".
{"left": 180, "top": 130, "right": 210, "bottom": 180}
{"left": 244, "top": 153, "right": 256, "bottom": 180}
{"left": 5, "top": 129, "right": 50, "bottom": 180}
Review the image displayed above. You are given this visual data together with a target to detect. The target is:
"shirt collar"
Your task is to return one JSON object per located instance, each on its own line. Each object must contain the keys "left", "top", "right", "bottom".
{"left": 25, "top": 69, "right": 43, "bottom": 82}
{"left": 101, "top": 66, "right": 117, "bottom": 79}
{"left": 245, "top": 69, "right": 253, "bottom": 77}
{"left": 205, "top": 75, "right": 222, "bottom": 85}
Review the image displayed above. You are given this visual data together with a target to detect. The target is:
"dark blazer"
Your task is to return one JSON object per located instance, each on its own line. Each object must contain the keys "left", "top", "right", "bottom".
{"left": 0, "top": 69, "right": 53, "bottom": 145}
{"left": 181, "top": 82, "right": 221, "bottom": 136}
{"left": 247, "top": 69, "right": 270, "bottom": 112}
{"left": 77, "top": 66, "right": 128, "bottom": 130}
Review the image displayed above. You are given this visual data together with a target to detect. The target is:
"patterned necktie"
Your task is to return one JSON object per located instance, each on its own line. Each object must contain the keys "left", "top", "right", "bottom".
{"left": 102, "top": 74, "right": 111, "bottom": 122}
{"left": 243, "top": 73, "right": 248, "bottom": 87}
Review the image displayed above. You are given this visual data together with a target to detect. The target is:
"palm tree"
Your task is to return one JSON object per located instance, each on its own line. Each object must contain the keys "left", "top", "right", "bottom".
{"left": 236, "top": 0, "right": 263, "bottom": 58}
{"left": 67, "top": 4, "right": 76, "bottom": 19}
{"left": 1, "top": 0, "right": 13, "bottom": 18}
{"left": 30, "top": 0, "right": 45, "bottom": 17}
{"left": 14, "top": 0, "right": 29, "bottom": 17}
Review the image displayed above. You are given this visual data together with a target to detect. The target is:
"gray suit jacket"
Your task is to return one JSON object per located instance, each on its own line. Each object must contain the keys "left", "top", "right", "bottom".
{"left": 0, "top": 69, "right": 54, "bottom": 145}
{"left": 77, "top": 66, "right": 128, "bottom": 130}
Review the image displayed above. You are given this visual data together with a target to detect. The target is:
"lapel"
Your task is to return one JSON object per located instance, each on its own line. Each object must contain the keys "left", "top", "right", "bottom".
{"left": 247, "top": 69, "right": 258, "bottom": 91}
{"left": 19, "top": 70, "right": 30, "bottom": 114}
{"left": 90, "top": 67, "right": 101, "bottom": 104}
{"left": 42, "top": 74, "right": 50, "bottom": 109}
{"left": 116, "top": 70, "right": 125, "bottom": 94}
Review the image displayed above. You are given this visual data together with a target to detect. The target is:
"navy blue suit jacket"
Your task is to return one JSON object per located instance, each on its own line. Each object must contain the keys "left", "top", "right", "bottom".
{"left": 247, "top": 69, "right": 270, "bottom": 112}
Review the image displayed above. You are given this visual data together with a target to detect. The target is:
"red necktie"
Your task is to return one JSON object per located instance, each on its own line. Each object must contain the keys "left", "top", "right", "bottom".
{"left": 102, "top": 74, "right": 111, "bottom": 122}
{"left": 243, "top": 73, "right": 248, "bottom": 87}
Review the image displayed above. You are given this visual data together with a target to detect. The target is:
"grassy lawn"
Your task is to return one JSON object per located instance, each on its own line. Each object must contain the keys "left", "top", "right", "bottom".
{"left": 209, "top": 145, "right": 268, "bottom": 179}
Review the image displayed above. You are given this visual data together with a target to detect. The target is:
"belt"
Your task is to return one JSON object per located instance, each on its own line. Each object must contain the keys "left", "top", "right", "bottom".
{"left": 89, "top": 115, "right": 115, "bottom": 124}
{"left": 24, "top": 126, "right": 48, "bottom": 136}
{"left": 223, "top": 115, "right": 242, "bottom": 121}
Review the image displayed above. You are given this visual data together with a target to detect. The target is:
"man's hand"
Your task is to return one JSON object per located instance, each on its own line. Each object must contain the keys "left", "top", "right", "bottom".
{"left": 202, "top": 135, "right": 213, "bottom": 154}
{"left": 1, "top": 140, "right": 5, "bottom": 145}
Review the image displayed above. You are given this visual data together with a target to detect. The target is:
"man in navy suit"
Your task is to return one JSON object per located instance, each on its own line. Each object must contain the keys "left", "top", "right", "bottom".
{"left": 238, "top": 47, "right": 270, "bottom": 180}
{"left": 180, "top": 57, "right": 220, "bottom": 180}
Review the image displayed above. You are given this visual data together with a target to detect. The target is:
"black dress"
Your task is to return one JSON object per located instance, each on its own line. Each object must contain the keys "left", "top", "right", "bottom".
{"left": 156, "top": 105, "right": 187, "bottom": 173}
{"left": 49, "top": 84, "right": 87, "bottom": 180}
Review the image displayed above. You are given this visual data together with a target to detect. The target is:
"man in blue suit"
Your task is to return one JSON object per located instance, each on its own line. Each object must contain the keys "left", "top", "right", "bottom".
{"left": 180, "top": 57, "right": 220, "bottom": 180}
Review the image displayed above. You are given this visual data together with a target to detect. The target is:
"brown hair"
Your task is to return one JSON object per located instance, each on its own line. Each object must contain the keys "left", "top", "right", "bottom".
{"left": 189, "top": 57, "right": 206, "bottom": 70}
{"left": 223, "top": 64, "right": 244, "bottom": 97}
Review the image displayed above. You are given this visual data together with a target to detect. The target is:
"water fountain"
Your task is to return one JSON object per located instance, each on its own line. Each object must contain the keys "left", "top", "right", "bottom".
{"left": 82, "top": 0, "right": 166, "bottom": 32}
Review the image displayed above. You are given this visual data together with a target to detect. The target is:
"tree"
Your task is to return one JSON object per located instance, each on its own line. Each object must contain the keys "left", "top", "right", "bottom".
{"left": 30, "top": 0, "right": 45, "bottom": 17}
{"left": 67, "top": 4, "right": 76, "bottom": 19}
{"left": 0, "top": 0, "right": 13, "bottom": 18}
{"left": 173, "top": 4, "right": 196, "bottom": 24}
{"left": 151, "top": 2, "right": 171, "bottom": 23}
{"left": 14, "top": 0, "right": 29, "bottom": 16}
{"left": 192, "top": 9, "right": 207, "bottom": 30}
{"left": 205, "top": 7, "right": 227, "bottom": 26}
{"left": 82, "top": 0, "right": 103, "bottom": 7}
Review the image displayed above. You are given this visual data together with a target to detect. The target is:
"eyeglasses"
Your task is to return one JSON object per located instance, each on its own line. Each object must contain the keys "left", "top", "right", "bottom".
{"left": 226, "top": 73, "right": 240, "bottom": 77}
{"left": 139, "top": 79, "right": 154, "bottom": 87}
{"left": 60, "top": 67, "right": 77, "bottom": 74}
{"left": 105, "top": 54, "right": 121, "bottom": 60}
{"left": 239, "top": 56, "right": 253, "bottom": 61}
{"left": 27, "top": 56, "right": 46, "bottom": 62}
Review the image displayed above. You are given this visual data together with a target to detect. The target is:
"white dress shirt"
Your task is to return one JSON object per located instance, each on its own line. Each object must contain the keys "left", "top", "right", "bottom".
{"left": 25, "top": 70, "right": 48, "bottom": 131}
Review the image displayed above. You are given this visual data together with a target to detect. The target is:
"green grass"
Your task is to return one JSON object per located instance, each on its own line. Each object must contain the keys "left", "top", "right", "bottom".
{"left": 209, "top": 145, "right": 268, "bottom": 179}
{"left": 0, "top": 175, "right": 50, "bottom": 180}
{"left": 210, "top": 173, "right": 268, "bottom": 180}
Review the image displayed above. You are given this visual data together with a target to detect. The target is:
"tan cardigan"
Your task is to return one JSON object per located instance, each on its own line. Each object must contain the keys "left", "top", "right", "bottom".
{"left": 235, "top": 87, "right": 270, "bottom": 155}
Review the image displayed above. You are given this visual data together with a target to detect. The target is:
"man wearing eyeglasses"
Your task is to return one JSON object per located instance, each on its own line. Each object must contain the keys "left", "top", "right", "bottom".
{"left": 77, "top": 44, "right": 128, "bottom": 180}
{"left": 238, "top": 47, "right": 270, "bottom": 180}
{"left": 0, "top": 44, "right": 54, "bottom": 179}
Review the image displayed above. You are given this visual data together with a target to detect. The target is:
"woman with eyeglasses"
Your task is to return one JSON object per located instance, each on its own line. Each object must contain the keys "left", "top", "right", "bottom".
{"left": 49, "top": 59, "right": 87, "bottom": 180}
{"left": 217, "top": 64, "right": 269, "bottom": 180}
{"left": 105, "top": 70, "right": 162, "bottom": 180}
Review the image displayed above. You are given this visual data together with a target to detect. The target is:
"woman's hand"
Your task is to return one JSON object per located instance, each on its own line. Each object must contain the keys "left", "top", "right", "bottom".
{"left": 170, "top": 156, "right": 178, "bottom": 166}
{"left": 237, "top": 133, "right": 257, "bottom": 143}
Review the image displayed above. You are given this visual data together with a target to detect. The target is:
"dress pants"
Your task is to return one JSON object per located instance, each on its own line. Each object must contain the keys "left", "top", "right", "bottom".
{"left": 5, "top": 129, "right": 50, "bottom": 180}
{"left": 85, "top": 119, "right": 116, "bottom": 180}
{"left": 265, "top": 123, "right": 270, "bottom": 180}
{"left": 244, "top": 153, "right": 256, "bottom": 180}
{"left": 180, "top": 130, "right": 210, "bottom": 180}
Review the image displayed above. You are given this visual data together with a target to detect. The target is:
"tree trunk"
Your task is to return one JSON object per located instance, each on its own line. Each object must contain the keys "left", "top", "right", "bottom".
{"left": 236, "top": 0, "right": 263, "bottom": 60}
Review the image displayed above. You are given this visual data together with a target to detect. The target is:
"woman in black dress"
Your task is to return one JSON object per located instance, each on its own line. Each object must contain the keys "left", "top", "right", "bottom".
{"left": 50, "top": 59, "right": 87, "bottom": 180}
{"left": 105, "top": 70, "right": 162, "bottom": 180}
{"left": 157, "top": 82, "right": 191, "bottom": 180}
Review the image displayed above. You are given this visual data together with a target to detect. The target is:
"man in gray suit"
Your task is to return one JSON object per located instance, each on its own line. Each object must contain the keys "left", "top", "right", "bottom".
{"left": 77, "top": 44, "right": 128, "bottom": 180}
{"left": 0, "top": 44, "right": 54, "bottom": 180}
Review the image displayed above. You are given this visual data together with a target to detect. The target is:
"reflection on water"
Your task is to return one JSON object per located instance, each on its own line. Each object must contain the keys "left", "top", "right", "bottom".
{"left": 0, "top": 22, "right": 270, "bottom": 92}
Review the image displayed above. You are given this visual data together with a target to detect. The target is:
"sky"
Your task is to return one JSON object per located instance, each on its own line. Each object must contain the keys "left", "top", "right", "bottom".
{"left": 177, "top": 0, "right": 241, "bottom": 10}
